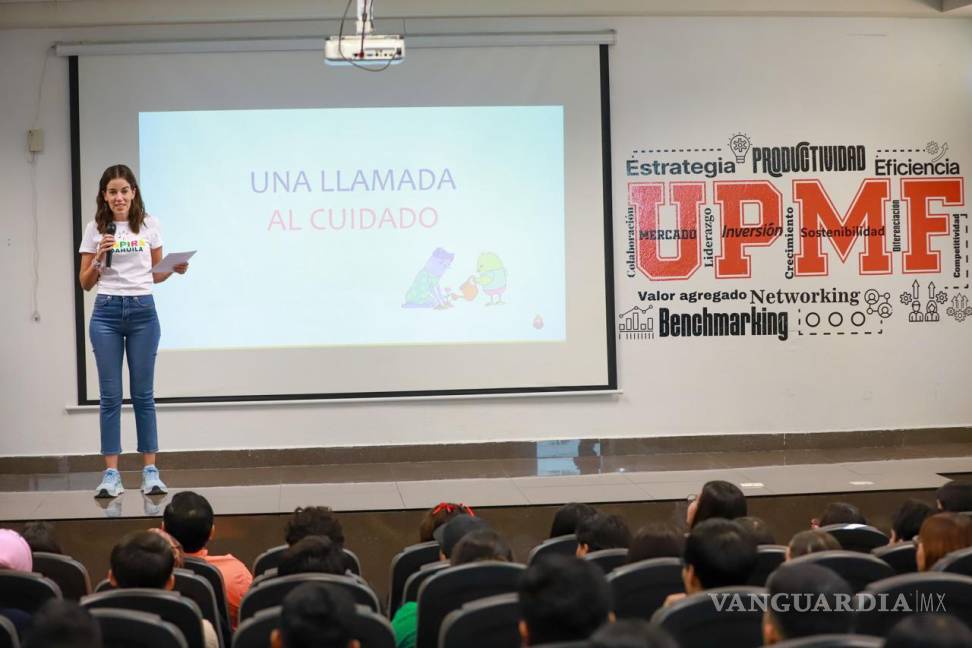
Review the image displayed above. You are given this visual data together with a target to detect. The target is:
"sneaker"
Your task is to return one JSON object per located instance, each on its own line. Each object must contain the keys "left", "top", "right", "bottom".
{"left": 94, "top": 468, "right": 124, "bottom": 498}
{"left": 141, "top": 465, "right": 168, "bottom": 495}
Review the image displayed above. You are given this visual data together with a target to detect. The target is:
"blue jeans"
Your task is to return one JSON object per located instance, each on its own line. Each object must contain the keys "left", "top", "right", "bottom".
{"left": 89, "top": 294, "right": 161, "bottom": 455}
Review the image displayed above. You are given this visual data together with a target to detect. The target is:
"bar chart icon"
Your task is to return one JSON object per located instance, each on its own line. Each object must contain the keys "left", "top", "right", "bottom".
{"left": 618, "top": 306, "right": 654, "bottom": 340}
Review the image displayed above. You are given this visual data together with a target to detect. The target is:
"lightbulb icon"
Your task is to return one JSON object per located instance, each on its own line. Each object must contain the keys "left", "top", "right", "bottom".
{"left": 729, "top": 133, "right": 752, "bottom": 163}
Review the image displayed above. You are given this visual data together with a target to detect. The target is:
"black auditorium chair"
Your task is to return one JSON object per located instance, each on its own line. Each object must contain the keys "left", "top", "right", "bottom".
{"left": 415, "top": 561, "right": 526, "bottom": 648}
{"left": 232, "top": 606, "right": 279, "bottom": 648}
{"left": 239, "top": 573, "right": 380, "bottom": 622}
{"left": 819, "top": 524, "right": 889, "bottom": 553}
{"left": 531, "top": 643, "right": 591, "bottom": 648}
{"left": 183, "top": 557, "right": 232, "bottom": 640}
{"left": 871, "top": 542, "right": 917, "bottom": 575}
{"left": 438, "top": 593, "right": 520, "bottom": 648}
{"left": 90, "top": 607, "right": 189, "bottom": 648}
{"left": 388, "top": 541, "right": 441, "bottom": 615}
{"left": 252, "top": 544, "right": 361, "bottom": 576}
{"left": 771, "top": 635, "right": 882, "bottom": 648}
{"left": 82, "top": 589, "right": 206, "bottom": 648}
{"left": 527, "top": 535, "right": 579, "bottom": 565}
{"left": 931, "top": 546, "right": 972, "bottom": 577}
{"left": 352, "top": 604, "right": 396, "bottom": 648}
{"left": 583, "top": 549, "right": 629, "bottom": 574}
{"left": 173, "top": 567, "right": 227, "bottom": 648}
{"left": 747, "top": 545, "right": 787, "bottom": 586}
{"left": 608, "top": 557, "right": 683, "bottom": 621}
{"left": 0, "top": 616, "right": 18, "bottom": 648}
{"left": 0, "top": 571, "right": 62, "bottom": 613}
{"left": 856, "top": 572, "right": 972, "bottom": 636}
{"left": 402, "top": 561, "right": 450, "bottom": 607}
{"left": 650, "top": 586, "right": 767, "bottom": 648}
{"left": 31, "top": 552, "right": 91, "bottom": 601}
{"left": 787, "top": 550, "right": 894, "bottom": 592}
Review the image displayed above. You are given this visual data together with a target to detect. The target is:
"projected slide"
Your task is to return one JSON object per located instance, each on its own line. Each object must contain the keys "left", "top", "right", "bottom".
{"left": 140, "top": 106, "right": 566, "bottom": 350}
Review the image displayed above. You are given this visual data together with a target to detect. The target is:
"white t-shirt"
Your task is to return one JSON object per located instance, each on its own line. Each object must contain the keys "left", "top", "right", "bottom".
{"left": 78, "top": 216, "right": 163, "bottom": 295}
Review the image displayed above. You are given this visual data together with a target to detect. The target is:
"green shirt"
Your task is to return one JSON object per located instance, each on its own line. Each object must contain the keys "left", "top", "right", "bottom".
{"left": 391, "top": 602, "right": 418, "bottom": 648}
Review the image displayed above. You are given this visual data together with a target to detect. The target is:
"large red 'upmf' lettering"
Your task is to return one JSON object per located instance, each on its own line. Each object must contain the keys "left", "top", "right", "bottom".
{"left": 902, "top": 178, "right": 964, "bottom": 273}
{"left": 715, "top": 181, "right": 782, "bottom": 278}
{"left": 629, "top": 182, "right": 703, "bottom": 281}
{"left": 794, "top": 179, "right": 891, "bottom": 276}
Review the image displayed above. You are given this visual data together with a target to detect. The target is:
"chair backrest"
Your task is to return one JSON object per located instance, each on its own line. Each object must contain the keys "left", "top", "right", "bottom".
{"left": 608, "top": 557, "right": 683, "bottom": 620}
{"left": 771, "top": 634, "right": 882, "bottom": 648}
{"left": 871, "top": 542, "right": 917, "bottom": 575}
{"left": 352, "top": 604, "right": 396, "bottom": 648}
{"left": 344, "top": 549, "right": 362, "bottom": 576}
{"left": 388, "top": 542, "right": 441, "bottom": 615}
{"left": 583, "top": 549, "right": 629, "bottom": 574}
{"left": 89, "top": 607, "right": 189, "bottom": 648}
{"left": 650, "top": 586, "right": 767, "bottom": 648}
{"left": 856, "top": 572, "right": 972, "bottom": 636}
{"left": 31, "top": 552, "right": 91, "bottom": 601}
{"left": 819, "top": 524, "right": 889, "bottom": 553}
{"left": 0, "top": 615, "right": 18, "bottom": 648}
{"left": 931, "top": 545, "right": 972, "bottom": 576}
{"left": 231, "top": 606, "right": 279, "bottom": 648}
{"left": 173, "top": 567, "right": 226, "bottom": 648}
{"left": 748, "top": 545, "right": 787, "bottom": 586}
{"left": 438, "top": 592, "right": 519, "bottom": 648}
{"left": 182, "top": 558, "right": 232, "bottom": 637}
{"left": 403, "top": 562, "right": 450, "bottom": 605}
{"left": 787, "top": 550, "right": 894, "bottom": 592}
{"left": 0, "top": 571, "right": 62, "bottom": 612}
{"left": 415, "top": 561, "right": 526, "bottom": 648}
{"left": 239, "top": 573, "right": 380, "bottom": 622}
{"left": 252, "top": 544, "right": 361, "bottom": 576}
{"left": 527, "top": 535, "right": 578, "bottom": 565}
{"left": 82, "top": 588, "right": 206, "bottom": 648}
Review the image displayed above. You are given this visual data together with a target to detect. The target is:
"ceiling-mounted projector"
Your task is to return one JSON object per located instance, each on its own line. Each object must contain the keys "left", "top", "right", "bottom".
{"left": 325, "top": 0, "right": 404, "bottom": 67}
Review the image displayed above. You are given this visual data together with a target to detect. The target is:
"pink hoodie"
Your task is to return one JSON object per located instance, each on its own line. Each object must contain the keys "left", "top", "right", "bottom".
{"left": 0, "top": 529, "right": 32, "bottom": 572}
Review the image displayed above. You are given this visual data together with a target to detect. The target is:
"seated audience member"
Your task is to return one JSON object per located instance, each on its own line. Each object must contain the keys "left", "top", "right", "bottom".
{"left": 549, "top": 502, "right": 598, "bottom": 538}
{"left": 590, "top": 619, "right": 677, "bottom": 648}
{"left": 271, "top": 582, "right": 360, "bottom": 648}
{"left": 665, "top": 518, "right": 757, "bottom": 606}
{"left": 163, "top": 491, "right": 253, "bottom": 627}
{"left": 518, "top": 555, "right": 613, "bottom": 646}
{"left": 449, "top": 528, "right": 514, "bottom": 565}
{"left": 761, "top": 563, "right": 854, "bottom": 644}
{"left": 109, "top": 530, "right": 218, "bottom": 648}
{"left": 687, "top": 481, "right": 747, "bottom": 529}
{"left": 418, "top": 502, "right": 475, "bottom": 543}
{"left": 890, "top": 499, "right": 934, "bottom": 543}
{"left": 22, "top": 599, "right": 102, "bottom": 648}
{"left": 627, "top": 523, "right": 684, "bottom": 564}
{"left": 434, "top": 514, "right": 490, "bottom": 561}
{"left": 885, "top": 613, "right": 972, "bottom": 648}
{"left": 736, "top": 516, "right": 776, "bottom": 545}
{"left": 576, "top": 513, "right": 632, "bottom": 556}
{"left": 21, "top": 521, "right": 63, "bottom": 554}
{"left": 277, "top": 536, "right": 347, "bottom": 577}
{"left": 915, "top": 512, "right": 972, "bottom": 571}
{"left": 936, "top": 479, "right": 972, "bottom": 512}
{"left": 786, "top": 529, "right": 841, "bottom": 560}
{"left": 0, "top": 529, "right": 34, "bottom": 639}
{"left": 812, "top": 501, "right": 867, "bottom": 528}
{"left": 149, "top": 528, "right": 185, "bottom": 568}
{"left": 286, "top": 506, "right": 346, "bottom": 547}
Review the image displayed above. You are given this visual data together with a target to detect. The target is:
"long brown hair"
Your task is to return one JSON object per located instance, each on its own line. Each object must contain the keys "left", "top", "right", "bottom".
{"left": 95, "top": 164, "right": 147, "bottom": 234}
{"left": 917, "top": 512, "right": 972, "bottom": 570}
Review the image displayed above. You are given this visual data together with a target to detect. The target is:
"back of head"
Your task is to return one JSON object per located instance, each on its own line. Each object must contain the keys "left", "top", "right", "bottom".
{"left": 110, "top": 530, "right": 175, "bottom": 588}
{"left": 278, "top": 535, "right": 346, "bottom": 576}
{"left": 286, "top": 506, "right": 345, "bottom": 547}
{"left": 819, "top": 502, "right": 867, "bottom": 526}
{"left": 549, "top": 502, "right": 597, "bottom": 538}
{"left": 917, "top": 512, "right": 972, "bottom": 570}
{"left": 23, "top": 600, "right": 102, "bottom": 648}
{"left": 627, "top": 523, "right": 684, "bottom": 564}
{"left": 451, "top": 529, "right": 513, "bottom": 566}
{"left": 736, "top": 516, "right": 776, "bottom": 545}
{"left": 692, "top": 481, "right": 747, "bottom": 528}
{"left": 886, "top": 614, "right": 972, "bottom": 648}
{"left": 684, "top": 519, "right": 757, "bottom": 589}
{"left": 437, "top": 514, "right": 490, "bottom": 559}
{"left": 765, "top": 563, "right": 854, "bottom": 640}
{"left": 787, "top": 530, "right": 841, "bottom": 559}
{"left": 22, "top": 521, "right": 63, "bottom": 554}
{"left": 162, "top": 491, "right": 214, "bottom": 553}
{"left": 418, "top": 502, "right": 475, "bottom": 543}
{"left": 892, "top": 499, "right": 934, "bottom": 542}
{"left": 936, "top": 480, "right": 972, "bottom": 512}
{"left": 590, "top": 619, "right": 677, "bottom": 648}
{"left": 518, "top": 555, "right": 612, "bottom": 645}
{"left": 0, "top": 528, "right": 33, "bottom": 571}
{"left": 577, "top": 513, "right": 632, "bottom": 552}
{"left": 279, "top": 582, "right": 356, "bottom": 648}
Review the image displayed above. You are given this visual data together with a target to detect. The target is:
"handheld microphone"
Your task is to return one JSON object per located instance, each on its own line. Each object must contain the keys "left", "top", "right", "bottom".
{"left": 105, "top": 222, "right": 116, "bottom": 268}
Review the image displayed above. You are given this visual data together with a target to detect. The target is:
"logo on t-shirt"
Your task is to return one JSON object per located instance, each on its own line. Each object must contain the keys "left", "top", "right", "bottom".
{"left": 113, "top": 238, "right": 147, "bottom": 254}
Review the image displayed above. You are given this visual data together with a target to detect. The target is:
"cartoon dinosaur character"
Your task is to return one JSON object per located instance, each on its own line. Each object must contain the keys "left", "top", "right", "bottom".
{"left": 403, "top": 248, "right": 455, "bottom": 309}
{"left": 475, "top": 252, "right": 507, "bottom": 305}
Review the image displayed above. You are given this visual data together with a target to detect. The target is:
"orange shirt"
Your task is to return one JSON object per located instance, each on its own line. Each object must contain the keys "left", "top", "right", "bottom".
{"left": 188, "top": 549, "right": 253, "bottom": 628}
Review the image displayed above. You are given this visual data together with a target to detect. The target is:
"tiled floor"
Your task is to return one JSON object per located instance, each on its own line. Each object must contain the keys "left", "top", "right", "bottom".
{"left": 0, "top": 444, "right": 969, "bottom": 521}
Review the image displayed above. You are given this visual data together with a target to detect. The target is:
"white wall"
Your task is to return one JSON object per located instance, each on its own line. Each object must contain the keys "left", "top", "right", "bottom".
{"left": 1, "top": 14, "right": 970, "bottom": 456}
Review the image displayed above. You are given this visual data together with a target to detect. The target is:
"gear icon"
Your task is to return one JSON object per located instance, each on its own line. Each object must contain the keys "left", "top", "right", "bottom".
{"left": 899, "top": 291, "right": 913, "bottom": 305}
{"left": 936, "top": 291, "right": 948, "bottom": 304}
{"left": 948, "top": 307, "right": 969, "bottom": 322}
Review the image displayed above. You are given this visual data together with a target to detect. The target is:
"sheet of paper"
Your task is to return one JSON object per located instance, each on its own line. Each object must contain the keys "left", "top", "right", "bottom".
{"left": 151, "top": 250, "right": 196, "bottom": 273}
